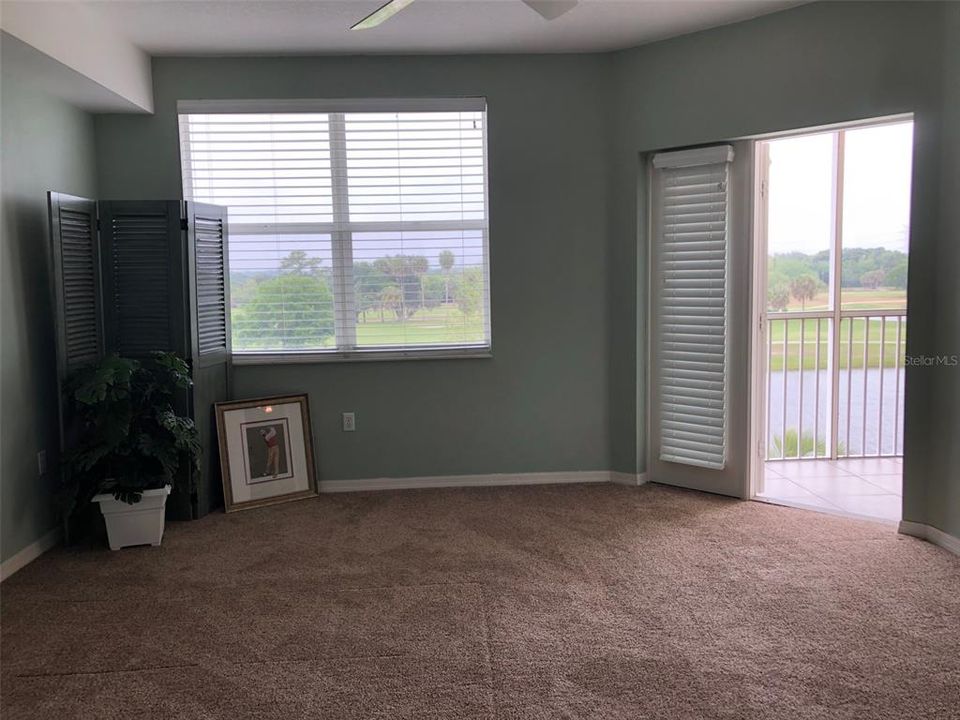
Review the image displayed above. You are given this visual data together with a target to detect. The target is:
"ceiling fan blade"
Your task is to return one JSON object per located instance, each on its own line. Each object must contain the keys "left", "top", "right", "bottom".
{"left": 351, "top": 0, "right": 417, "bottom": 30}
{"left": 522, "top": 0, "right": 578, "bottom": 21}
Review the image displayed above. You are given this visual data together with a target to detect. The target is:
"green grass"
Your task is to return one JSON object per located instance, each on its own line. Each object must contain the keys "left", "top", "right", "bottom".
{"left": 780, "top": 287, "right": 906, "bottom": 313}
{"left": 767, "top": 317, "right": 906, "bottom": 372}
{"left": 355, "top": 303, "right": 484, "bottom": 346}
{"left": 231, "top": 303, "right": 484, "bottom": 351}
{"left": 767, "top": 287, "right": 907, "bottom": 372}
{"left": 836, "top": 288, "right": 906, "bottom": 311}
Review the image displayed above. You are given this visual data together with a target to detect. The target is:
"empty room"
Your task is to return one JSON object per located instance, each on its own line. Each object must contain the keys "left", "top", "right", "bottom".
{"left": 1, "top": 1, "right": 958, "bottom": 718}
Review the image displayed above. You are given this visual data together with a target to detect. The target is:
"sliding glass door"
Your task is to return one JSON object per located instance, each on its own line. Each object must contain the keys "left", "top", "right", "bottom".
{"left": 756, "top": 119, "right": 912, "bottom": 465}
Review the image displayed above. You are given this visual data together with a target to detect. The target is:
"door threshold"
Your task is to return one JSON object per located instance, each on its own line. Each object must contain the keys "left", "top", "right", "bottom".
{"left": 750, "top": 494, "right": 898, "bottom": 526}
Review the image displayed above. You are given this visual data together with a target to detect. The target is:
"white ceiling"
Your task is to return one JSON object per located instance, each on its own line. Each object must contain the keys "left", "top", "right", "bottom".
{"left": 81, "top": 0, "right": 805, "bottom": 56}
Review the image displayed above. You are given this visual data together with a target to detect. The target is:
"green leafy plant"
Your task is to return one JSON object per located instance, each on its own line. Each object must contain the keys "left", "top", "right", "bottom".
{"left": 771, "top": 430, "right": 845, "bottom": 459}
{"left": 62, "top": 352, "right": 201, "bottom": 515}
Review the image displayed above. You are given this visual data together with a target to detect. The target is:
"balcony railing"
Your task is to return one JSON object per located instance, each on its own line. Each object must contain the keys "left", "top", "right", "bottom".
{"left": 765, "top": 311, "right": 906, "bottom": 460}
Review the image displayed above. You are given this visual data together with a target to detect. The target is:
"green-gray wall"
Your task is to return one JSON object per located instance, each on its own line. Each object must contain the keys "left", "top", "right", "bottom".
{"left": 94, "top": 54, "right": 615, "bottom": 482}
{"left": 928, "top": 3, "right": 960, "bottom": 538}
{"left": 1, "top": 42, "right": 98, "bottom": 562}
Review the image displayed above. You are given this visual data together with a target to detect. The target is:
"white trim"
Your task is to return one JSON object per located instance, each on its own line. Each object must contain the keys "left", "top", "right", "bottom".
{"left": 177, "top": 97, "right": 487, "bottom": 115}
{"left": 327, "top": 112, "right": 357, "bottom": 350}
{"left": 740, "top": 113, "right": 914, "bottom": 142}
{"left": 898, "top": 521, "right": 960, "bottom": 556}
{"left": 610, "top": 472, "right": 649, "bottom": 487}
{"left": 652, "top": 145, "right": 734, "bottom": 169}
{"left": 747, "top": 139, "right": 769, "bottom": 499}
{"left": 319, "top": 470, "right": 616, "bottom": 493}
{"left": 828, "top": 131, "right": 846, "bottom": 461}
{"left": 0, "top": 527, "right": 61, "bottom": 582}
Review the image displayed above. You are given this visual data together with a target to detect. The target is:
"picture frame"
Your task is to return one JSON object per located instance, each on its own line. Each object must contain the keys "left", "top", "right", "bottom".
{"left": 214, "top": 394, "right": 318, "bottom": 512}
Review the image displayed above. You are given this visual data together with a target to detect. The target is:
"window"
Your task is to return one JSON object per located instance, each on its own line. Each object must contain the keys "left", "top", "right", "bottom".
{"left": 178, "top": 99, "right": 491, "bottom": 360}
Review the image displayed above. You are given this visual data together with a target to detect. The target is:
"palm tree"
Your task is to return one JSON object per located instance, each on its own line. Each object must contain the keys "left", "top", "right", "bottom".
{"left": 439, "top": 250, "right": 455, "bottom": 303}
{"left": 789, "top": 275, "right": 819, "bottom": 311}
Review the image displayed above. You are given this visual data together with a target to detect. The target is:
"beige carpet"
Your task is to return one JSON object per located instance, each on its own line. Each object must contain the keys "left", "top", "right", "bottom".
{"left": 1, "top": 483, "right": 958, "bottom": 719}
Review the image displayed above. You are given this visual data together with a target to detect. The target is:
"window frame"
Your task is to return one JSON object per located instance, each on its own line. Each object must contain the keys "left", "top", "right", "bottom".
{"left": 178, "top": 98, "right": 493, "bottom": 364}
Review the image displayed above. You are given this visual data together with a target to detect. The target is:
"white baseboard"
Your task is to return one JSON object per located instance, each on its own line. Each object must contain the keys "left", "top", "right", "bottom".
{"left": 610, "top": 472, "right": 649, "bottom": 487}
{"left": 0, "top": 527, "right": 61, "bottom": 582}
{"left": 319, "top": 470, "right": 619, "bottom": 493}
{"left": 898, "top": 521, "right": 960, "bottom": 556}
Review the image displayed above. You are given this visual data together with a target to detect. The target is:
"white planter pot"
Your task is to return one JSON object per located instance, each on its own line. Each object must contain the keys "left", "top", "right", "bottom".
{"left": 93, "top": 486, "right": 171, "bottom": 551}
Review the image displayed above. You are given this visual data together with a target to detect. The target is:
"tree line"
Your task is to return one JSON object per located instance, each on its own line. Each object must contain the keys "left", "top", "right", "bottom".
{"left": 231, "top": 250, "right": 483, "bottom": 348}
{"left": 768, "top": 247, "right": 907, "bottom": 311}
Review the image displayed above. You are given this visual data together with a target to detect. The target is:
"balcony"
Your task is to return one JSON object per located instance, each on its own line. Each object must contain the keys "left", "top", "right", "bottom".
{"left": 757, "top": 311, "right": 906, "bottom": 522}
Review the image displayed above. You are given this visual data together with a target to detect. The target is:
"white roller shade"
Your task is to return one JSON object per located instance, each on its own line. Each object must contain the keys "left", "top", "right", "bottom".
{"left": 654, "top": 146, "right": 733, "bottom": 470}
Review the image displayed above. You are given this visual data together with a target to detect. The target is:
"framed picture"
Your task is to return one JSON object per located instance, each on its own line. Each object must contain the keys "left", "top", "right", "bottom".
{"left": 215, "top": 395, "right": 318, "bottom": 512}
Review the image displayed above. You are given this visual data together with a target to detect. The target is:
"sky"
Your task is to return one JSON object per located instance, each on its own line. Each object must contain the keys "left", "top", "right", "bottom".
{"left": 766, "top": 121, "right": 914, "bottom": 256}
{"left": 227, "top": 230, "right": 485, "bottom": 274}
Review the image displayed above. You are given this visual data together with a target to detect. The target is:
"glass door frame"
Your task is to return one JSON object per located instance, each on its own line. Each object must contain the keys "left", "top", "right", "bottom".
{"left": 747, "top": 113, "right": 913, "bottom": 499}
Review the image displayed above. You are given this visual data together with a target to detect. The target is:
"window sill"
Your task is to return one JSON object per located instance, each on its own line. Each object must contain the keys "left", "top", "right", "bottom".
{"left": 232, "top": 346, "right": 493, "bottom": 365}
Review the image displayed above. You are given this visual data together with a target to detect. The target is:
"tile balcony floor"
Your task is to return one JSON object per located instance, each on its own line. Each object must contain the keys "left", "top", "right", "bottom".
{"left": 757, "top": 458, "right": 902, "bottom": 523}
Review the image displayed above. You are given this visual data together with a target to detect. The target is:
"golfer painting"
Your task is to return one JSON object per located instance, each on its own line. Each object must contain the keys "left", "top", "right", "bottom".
{"left": 260, "top": 426, "right": 280, "bottom": 477}
{"left": 242, "top": 419, "right": 291, "bottom": 483}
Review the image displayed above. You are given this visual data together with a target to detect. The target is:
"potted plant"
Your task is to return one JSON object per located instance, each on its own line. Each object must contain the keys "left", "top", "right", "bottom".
{"left": 62, "top": 352, "right": 201, "bottom": 550}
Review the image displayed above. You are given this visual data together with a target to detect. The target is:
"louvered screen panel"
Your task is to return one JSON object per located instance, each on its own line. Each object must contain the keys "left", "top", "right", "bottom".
{"left": 111, "top": 213, "right": 171, "bottom": 355}
{"left": 194, "top": 214, "right": 227, "bottom": 355}
{"left": 655, "top": 147, "right": 733, "bottom": 470}
{"left": 58, "top": 206, "right": 101, "bottom": 368}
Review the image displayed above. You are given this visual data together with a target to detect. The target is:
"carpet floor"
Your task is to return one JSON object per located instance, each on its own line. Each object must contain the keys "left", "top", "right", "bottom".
{"left": 1, "top": 483, "right": 958, "bottom": 719}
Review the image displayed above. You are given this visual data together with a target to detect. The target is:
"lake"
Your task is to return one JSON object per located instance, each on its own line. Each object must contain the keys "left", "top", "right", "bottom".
{"left": 766, "top": 367, "right": 904, "bottom": 457}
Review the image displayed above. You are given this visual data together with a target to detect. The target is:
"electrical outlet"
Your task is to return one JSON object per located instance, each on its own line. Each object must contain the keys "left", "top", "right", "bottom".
{"left": 342, "top": 412, "right": 356, "bottom": 432}
{"left": 37, "top": 449, "right": 48, "bottom": 476}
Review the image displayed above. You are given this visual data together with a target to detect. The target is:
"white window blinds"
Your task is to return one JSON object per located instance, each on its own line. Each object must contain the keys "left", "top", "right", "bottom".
{"left": 653, "top": 146, "right": 733, "bottom": 470}
{"left": 178, "top": 98, "right": 490, "bottom": 358}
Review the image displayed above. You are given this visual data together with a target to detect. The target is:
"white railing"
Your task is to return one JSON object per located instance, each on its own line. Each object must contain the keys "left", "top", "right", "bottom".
{"left": 765, "top": 311, "right": 906, "bottom": 460}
